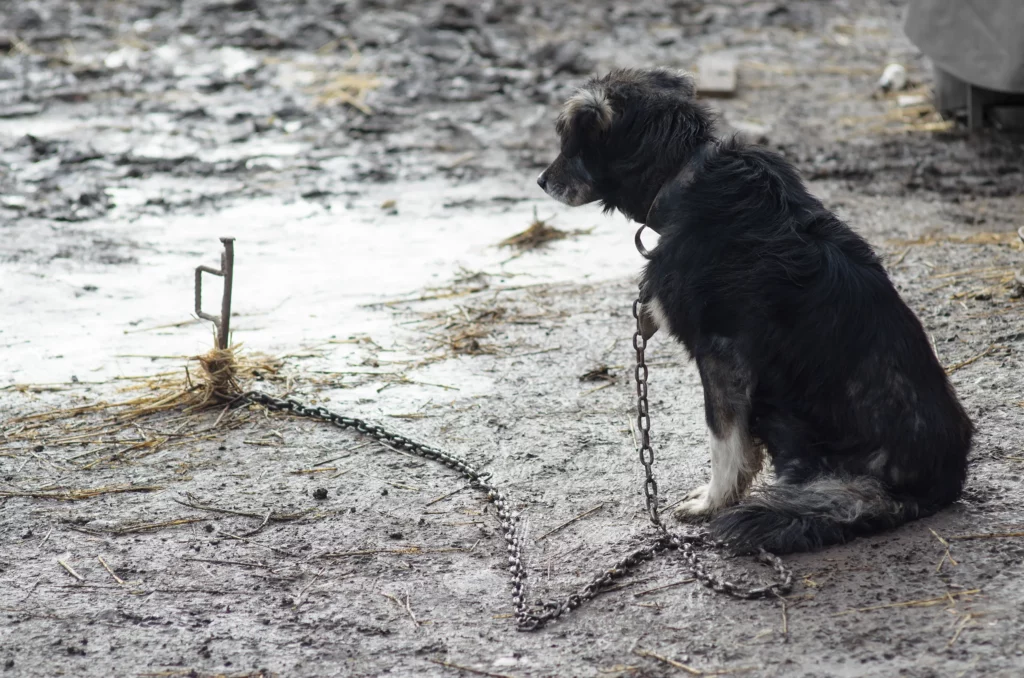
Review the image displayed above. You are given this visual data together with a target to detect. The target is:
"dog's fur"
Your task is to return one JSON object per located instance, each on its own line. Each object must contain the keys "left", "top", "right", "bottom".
{"left": 538, "top": 68, "right": 974, "bottom": 554}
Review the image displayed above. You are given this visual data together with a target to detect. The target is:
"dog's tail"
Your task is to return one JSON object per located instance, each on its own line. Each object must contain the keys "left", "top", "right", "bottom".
{"left": 708, "top": 476, "right": 933, "bottom": 554}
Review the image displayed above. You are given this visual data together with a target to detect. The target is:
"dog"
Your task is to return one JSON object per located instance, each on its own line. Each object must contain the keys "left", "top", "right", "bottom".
{"left": 537, "top": 68, "right": 973, "bottom": 554}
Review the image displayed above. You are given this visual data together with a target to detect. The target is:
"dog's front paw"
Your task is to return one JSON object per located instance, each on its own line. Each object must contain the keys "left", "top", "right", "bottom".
{"left": 673, "top": 484, "right": 716, "bottom": 522}
{"left": 671, "top": 485, "right": 729, "bottom": 522}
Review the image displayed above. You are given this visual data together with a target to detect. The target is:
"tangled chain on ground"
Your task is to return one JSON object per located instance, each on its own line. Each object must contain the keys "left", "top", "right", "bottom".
{"left": 241, "top": 298, "right": 791, "bottom": 630}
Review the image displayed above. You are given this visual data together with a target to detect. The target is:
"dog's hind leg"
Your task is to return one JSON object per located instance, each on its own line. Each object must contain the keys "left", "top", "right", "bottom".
{"left": 675, "top": 338, "right": 762, "bottom": 521}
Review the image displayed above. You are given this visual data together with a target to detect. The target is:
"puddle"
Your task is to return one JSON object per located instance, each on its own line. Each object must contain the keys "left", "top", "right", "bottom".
{"left": 2, "top": 175, "right": 650, "bottom": 395}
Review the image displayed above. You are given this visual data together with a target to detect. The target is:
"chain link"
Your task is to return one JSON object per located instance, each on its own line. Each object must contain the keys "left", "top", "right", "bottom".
{"left": 239, "top": 296, "right": 791, "bottom": 631}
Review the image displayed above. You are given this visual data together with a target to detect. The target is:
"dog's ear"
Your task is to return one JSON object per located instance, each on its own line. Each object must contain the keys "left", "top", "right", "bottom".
{"left": 649, "top": 68, "right": 697, "bottom": 98}
{"left": 556, "top": 87, "right": 613, "bottom": 157}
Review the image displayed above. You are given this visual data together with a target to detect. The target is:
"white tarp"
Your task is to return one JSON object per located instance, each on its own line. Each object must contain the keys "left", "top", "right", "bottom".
{"left": 904, "top": 0, "right": 1024, "bottom": 93}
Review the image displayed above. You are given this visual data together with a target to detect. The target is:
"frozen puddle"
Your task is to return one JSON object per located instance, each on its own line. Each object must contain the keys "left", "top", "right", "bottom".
{"left": 3, "top": 175, "right": 652, "bottom": 405}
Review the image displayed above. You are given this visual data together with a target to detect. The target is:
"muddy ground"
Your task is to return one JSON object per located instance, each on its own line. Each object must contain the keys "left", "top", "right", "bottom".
{"left": 3, "top": 1, "right": 1024, "bottom": 677}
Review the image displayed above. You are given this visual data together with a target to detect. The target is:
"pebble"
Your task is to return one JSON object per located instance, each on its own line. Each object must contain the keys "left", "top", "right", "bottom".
{"left": 878, "top": 63, "right": 908, "bottom": 92}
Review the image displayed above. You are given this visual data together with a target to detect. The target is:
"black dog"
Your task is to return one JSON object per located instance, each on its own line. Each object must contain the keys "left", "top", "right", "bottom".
{"left": 538, "top": 68, "right": 973, "bottom": 554}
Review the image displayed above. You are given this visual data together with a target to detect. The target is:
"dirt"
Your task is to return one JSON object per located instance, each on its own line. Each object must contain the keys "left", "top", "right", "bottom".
{"left": 3, "top": 1, "right": 1024, "bottom": 677}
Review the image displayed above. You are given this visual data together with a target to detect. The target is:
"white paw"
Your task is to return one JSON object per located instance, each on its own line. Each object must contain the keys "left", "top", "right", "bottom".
{"left": 673, "top": 484, "right": 715, "bottom": 522}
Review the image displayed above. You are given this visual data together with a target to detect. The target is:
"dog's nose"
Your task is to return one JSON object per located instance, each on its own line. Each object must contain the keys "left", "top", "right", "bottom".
{"left": 537, "top": 173, "right": 547, "bottom": 190}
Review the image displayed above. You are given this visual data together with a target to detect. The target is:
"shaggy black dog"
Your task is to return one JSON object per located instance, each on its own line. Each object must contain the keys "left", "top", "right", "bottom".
{"left": 537, "top": 68, "right": 974, "bottom": 554}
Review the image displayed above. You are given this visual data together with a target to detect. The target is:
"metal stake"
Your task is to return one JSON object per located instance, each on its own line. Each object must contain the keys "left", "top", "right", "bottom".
{"left": 195, "top": 237, "right": 235, "bottom": 350}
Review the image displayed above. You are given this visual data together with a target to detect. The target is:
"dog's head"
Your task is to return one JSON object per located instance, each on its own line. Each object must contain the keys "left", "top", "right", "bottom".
{"left": 537, "top": 68, "right": 712, "bottom": 219}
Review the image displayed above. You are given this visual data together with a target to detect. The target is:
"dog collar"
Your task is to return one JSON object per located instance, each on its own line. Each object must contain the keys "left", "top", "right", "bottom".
{"left": 635, "top": 139, "right": 719, "bottom": 260}
{"left": 635, "top": 224, "right": 654, "bottom": 260}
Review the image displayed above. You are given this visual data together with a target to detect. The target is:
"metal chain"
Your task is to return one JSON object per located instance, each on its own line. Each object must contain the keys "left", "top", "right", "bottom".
{"left": 239, "top": 296, "right": 791, "bottom": 631}
{"left": 504, "top": 298, "right": 791, "bottom": 628}
{"left": 630, "top": 301, "right": 790, "bottom": 600}
{"left": 241, "top": 389, "right": 536, "bottom": 628}
{"left": 633, "top": 298, "right": 662, "bottom": 529}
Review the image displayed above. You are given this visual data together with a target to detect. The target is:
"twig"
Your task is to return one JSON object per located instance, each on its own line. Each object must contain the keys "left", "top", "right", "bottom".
{"left": 212, "top": 404, "right": 231, "bottom": 429}
{"left": 508, "top": 346, "right": 563, "bottom": 358}
{"left": 948, "top": 613, "right": 975, "bottom": 647}
{"left": 69, "top": 517, "right": 207, "bottom": 535}
{"left": 425, "top": 486, "right": 467, "bottom": 507}
{"left": 832, "top": 589, "right": 981, "bottom": 616}
{"left": 183, "top": 557, "right": 269, "bottom": 569}
{"left": 313, "top": 443, "right": 370, "bottom": 466}
{"left": 632, "top": 649, "right": 701, "bottom": 675}
{"left": 174, "top": 496, "right": 308, "bottom": 522}
{"left": 581, "top": 381, "right": 615, "bottom": 397}
{"left": 58, "top": 558, "right": 85, "bottom": 582}
{"left": 426, "top": 658, "right": 515, "bottom": 678}
{"left": 536, "top": 503, "right": 605, "bottom": 542}
{"left": 238, "top": 509, "right": 273, "bottom": 538}
{"left": 888, "top": 247, "right": 911, "bottom": 268}
{"left": 633, "top": 649, "right": 753, "bottom": 676}
{"left": 295, "top": 568, "right": 326, "bottom": 605}
{"left": 320, "top": 546, "right": 468, "bottom": 558}
{"left": 403, "top": 592, "right": 420, "bottom": 626}
{"left": 929, "top": 265, "right": 1012, "bottom": 280}
{"left": 0, "top": 484, "right": 162, "bottom": 501}
{"left": 945, "top": 345, "right": 1002, "bottom": 375}
{"left": 947, "top": 531, "right": 1024, "bottom": 541}
{"left": 97, "top": 556, "right": 125, "bottom": 585}
{"left": 218, "top": 532, "right": 299, "bottom": 557}
{"left": 382, "top": 591, "right": 421, "bottom": 625}
{"left": 123, "top": 319, "right": 200, "bottom": 334}
{"left": 930, "top": 528, "right": 958, "bottom": 571}
{"left": 633, "top": 578, "right": 696, "bottom": 598}
{"left": 376, "top": 377, "right": 459, "bottom": 393}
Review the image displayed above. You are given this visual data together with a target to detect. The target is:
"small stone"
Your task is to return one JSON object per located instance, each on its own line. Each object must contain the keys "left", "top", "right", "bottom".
{"left": 697, "top": 54, "right": 738, "bottom": 97}
{"left": 312, "top": 488, "right": 328, "bottom": 501}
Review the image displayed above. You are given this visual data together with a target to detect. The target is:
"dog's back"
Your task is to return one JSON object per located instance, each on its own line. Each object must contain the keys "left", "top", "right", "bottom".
{"left": 647, "top": 139, "right": 973, "bottom": 552}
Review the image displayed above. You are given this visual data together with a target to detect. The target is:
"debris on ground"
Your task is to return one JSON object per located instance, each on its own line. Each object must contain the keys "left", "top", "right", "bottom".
{"left": 498, "top": 209, "right": 592, "bottom": 251}
{"left": 878, "top": 62, "right": 909, "bottom": 92}
{"left": 3, "top": 346, "right": 284, "bottom": 472}
{"left": 579, "top": 365, "right": 616, "bottom": 382}
{"left": 308, "top": 43, "right": 380, "bottom": 114}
